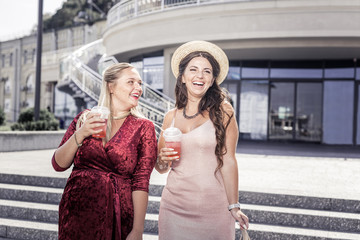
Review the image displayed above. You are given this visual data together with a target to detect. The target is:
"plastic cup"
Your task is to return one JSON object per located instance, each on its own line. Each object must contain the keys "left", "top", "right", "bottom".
{"left": 163, "top": 127, "right": 182, "bottom": 159}
{"left": 90, "top": 106, "right": 110, "bottom": 138}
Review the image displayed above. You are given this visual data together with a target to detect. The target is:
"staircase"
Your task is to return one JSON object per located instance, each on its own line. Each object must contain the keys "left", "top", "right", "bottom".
{"left": 0, "top": 172, "right": 359, "bottom": 240}
{"left": 57, "top": 39, "right": 175, "bottom": 136}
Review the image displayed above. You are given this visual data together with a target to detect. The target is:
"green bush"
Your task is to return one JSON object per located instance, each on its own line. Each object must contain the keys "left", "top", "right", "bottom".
{"left": 11, "top": 108, "right": 59, "bottom": 131}
{"left": 0, "top": 107, "right": 5, "bottom": 125}
{"left": 17, "top": 108, "right": 34, "bottom": 123}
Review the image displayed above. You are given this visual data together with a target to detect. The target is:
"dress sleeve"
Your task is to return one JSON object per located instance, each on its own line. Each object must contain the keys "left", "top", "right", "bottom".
{"left": 131, "top": 120, "right": 158, "bottom": 192}
{"left": 51, "top": 111, "right": 85, "bottom": 172}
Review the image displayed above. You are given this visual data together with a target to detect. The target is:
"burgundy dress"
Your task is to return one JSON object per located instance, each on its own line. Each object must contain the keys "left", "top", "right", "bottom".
{"left": 52, "top": 112, "right": 157, "bottom": 240}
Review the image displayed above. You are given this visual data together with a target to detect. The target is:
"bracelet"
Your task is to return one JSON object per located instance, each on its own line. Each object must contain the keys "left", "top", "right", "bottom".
{"left": 74, "top": 132, "right": 83, "bottom": 148}
{"left": 157, "top": 156, "right": 168, "bottom": 170}
{"left": 228, "top": 202, "right": 241, "bottom": 211}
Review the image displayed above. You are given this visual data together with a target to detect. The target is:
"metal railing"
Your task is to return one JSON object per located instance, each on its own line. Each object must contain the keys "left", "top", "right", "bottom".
{"left": 59, "top": 39, "right": 175, "bottom": 136}
{"left": 108, "top": 0, "right": 250, "bottom": 27}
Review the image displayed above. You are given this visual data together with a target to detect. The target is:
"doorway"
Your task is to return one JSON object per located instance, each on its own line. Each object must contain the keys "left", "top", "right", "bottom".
{"left": 269, "top": 81, "right": 322, "bottom": 142}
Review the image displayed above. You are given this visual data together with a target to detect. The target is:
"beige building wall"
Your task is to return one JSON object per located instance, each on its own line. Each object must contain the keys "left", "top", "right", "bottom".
{"left": 103, "top": 0, "right": 360, "bottom": 98}
{"left": 0, "top": 21, "right": 106, "bottom": 122}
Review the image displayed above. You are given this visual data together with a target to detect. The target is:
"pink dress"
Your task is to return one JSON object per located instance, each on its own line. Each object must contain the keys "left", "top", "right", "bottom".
{"left": 158, "top": 119, "right": 235, "bottom": 240}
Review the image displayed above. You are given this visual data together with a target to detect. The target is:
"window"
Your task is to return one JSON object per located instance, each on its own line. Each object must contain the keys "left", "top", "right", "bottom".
{"left": 270, "top": 61, "right": 323, "bottom": 79}
{"left": 242, "top": 61, "right": 268, "bottom": 79}
{"left": 130, "top": 54, "right": 164, "bottom": 90}
{"left": 324, "top": 60, "right": 355, "bottom": 79}
{"left": 1, "top": 54, "right": 5, "bottom": 67}
{"left": 226, "top": 66, "right": 240, "bottom": 80}
{"left": 9, "top": 53, "right": 13, "bottom": 67}
{"left": 323, "top": 81, "right": 354, "bottom": 144}
{"left": 239, "top": 80, "right": 269, "bottom": 140}
{"left": 26, "top": 75, "right": 34, "bottom": 93}
{"left": 24, "top": 50, "right": 28, "bottom": 64}
{"left": 32, "top": 49, "right": 36, "bottom": 63}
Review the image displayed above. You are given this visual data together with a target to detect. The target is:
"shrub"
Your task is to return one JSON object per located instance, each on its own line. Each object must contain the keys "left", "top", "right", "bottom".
{"left": 11, "top": 108, "right": 59, "bottom": 131}
{"left": 0, "top": 107, "right": 5, "bottom": 125}
{"left": 17, "top": 108, "right": 34, "bottom": 123}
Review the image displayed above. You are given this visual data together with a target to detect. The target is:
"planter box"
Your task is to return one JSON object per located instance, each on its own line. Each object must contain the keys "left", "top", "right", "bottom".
{"left": 0, "top": 131, "right": 66, "bottom": 152}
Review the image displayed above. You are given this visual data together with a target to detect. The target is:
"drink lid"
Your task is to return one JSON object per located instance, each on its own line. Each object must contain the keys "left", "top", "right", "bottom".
{"left": 91, "top": 106, "right": 110, "bottom": 118}
{"left": 163, "top": 127, "right": 182, "bottom": 140}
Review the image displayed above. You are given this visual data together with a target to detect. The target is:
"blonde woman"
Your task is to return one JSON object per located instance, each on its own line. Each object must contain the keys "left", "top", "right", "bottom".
{"left": 52, "top": 63, "right": 157, "bottom": 240}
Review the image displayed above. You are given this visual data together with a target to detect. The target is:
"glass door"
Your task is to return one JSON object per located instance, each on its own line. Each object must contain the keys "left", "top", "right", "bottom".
{"left": 269, "top": 82, "right": 295, "bottom": 140}
{"left": 239, "top": 80, "right": 268, "bottom": 140}
{"left": 269, "top": 81, "right": 322, "bottom": 142}
{"left": 295, "top": 82, "right": 322, "bottom": 142}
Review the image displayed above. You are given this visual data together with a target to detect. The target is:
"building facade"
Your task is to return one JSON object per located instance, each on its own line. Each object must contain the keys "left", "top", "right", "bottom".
{"left": 0, "top": 21, "right": 106, "bottom": 123}
{"left": 2, "top": 0, "right": 360, "bottom": 145}
{"left": 102, "top": 0, "right": 360, "bottom": 145}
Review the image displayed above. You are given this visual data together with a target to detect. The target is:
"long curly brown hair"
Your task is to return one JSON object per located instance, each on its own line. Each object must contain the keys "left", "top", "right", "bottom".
{"left": 174, "top": 51, "right": 232, "bottom": 173}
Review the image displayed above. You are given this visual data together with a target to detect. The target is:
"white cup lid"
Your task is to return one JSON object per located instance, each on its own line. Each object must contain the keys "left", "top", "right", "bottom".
{"left": 163, "top": 127, "right": 182, "bottom": 141}
{"left": 91, "top": 106, "right": 110, "bottom": 118}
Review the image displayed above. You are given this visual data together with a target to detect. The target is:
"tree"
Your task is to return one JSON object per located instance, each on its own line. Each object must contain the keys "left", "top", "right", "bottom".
{"left": 43, "top": 0, "right": 114, "bottom": 31}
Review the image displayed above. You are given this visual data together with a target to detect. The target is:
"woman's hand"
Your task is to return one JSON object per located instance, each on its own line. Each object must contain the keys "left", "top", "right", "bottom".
{"left": 157, "top": 147, "right": 179, "bottom": 169}
{"left": 126, "top": 229, "right": 143, "bottom": 240}
{"left": 76, "top": 112, "right": 106, "bottom": 141}
{"left": 230, "top": 209, "right": 249, "bottom": 230}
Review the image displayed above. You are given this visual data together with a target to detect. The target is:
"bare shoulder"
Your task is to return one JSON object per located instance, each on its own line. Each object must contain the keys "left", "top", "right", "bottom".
{"left": 221, "top": 100, "right": 235, "bottom": 117}
{"left": 162, "top": 108, "right": 177, "bottom": 128}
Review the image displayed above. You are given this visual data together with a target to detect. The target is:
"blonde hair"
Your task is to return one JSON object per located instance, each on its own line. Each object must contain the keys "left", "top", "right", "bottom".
{"left": 98, "top": 62, "right": 145, "bottom": 141}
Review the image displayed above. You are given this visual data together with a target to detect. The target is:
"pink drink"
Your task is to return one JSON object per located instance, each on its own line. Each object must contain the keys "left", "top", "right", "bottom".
{"left": 165, "top": 141, "right": 181, "bottom": 158}
{"left": 90, "top": 106, "right": 110, "bottom": 138}
{"left": 163, "top": 127, "right": 182, "bottom": 167}
{"left": 92, "top": 119, "right": 107, "bottom": 138}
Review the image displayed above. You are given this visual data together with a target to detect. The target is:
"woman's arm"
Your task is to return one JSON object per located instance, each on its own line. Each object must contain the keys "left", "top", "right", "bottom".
{"left": 155, "top": 109, "right": 179, "bottom": 174}
{"left": 126, "top": 191, "right": 148, "bottom": 240}
{"left": 53, "top": 111, "right": 105, "bottom": 169}
{"left": 127, "top": 121, "right": 157, "bottom": 239}
{"left": 220, "top": 102, "right": 249, "bottom": 229}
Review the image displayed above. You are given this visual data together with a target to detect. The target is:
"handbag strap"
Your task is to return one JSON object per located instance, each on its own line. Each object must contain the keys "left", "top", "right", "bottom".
{"left": 239, "top": 229, "right": 250, "bottom": 240}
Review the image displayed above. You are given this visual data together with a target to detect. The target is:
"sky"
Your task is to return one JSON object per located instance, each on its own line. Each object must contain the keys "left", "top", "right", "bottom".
{"left": 0, "top": 0, "right": 66, "bottom": 41}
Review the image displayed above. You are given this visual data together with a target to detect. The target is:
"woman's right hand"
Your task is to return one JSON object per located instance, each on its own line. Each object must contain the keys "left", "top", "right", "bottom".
{"left": 76, "top": 112, "right": 106, "bottom": 140}
{"left": 157, "top": 147, "right": 179, "bottom": 169}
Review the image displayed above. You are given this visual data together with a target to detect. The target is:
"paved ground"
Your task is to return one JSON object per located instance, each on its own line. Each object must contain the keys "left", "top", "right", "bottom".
{"left": 0, "top": 141, "right": 359, "bottom": 200}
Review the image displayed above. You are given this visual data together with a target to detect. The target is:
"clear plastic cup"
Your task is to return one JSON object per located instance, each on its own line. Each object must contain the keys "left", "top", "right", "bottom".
{"left": 163, "top": 127, "right": 182, "bottom": 160}
{"left": 90, "top": 106, "right": 110, "bottom": 138}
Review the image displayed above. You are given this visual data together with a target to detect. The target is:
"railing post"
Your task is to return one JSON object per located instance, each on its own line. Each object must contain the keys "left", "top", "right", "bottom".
{"left": 161, "top": 0, "right": 164, "bottom": 10}
{"left": 134, "top": 0, "right": 138, "bottom": 17}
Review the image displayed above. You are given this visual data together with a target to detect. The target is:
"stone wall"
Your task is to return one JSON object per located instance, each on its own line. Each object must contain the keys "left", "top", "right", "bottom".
{"left": 0, "top": 131, "right": 66, "bottom": 152}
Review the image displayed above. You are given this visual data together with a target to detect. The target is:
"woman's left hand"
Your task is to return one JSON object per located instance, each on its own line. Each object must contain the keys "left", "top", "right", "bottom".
{"left": 126, "top": 229, "right": 143, "bottom": 240}
{"left": 230, "top": 209, "right": 249, "bottom": 230}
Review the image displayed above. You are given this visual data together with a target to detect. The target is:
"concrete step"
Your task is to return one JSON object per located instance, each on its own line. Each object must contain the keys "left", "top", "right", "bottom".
{"left": 2, "top": 196, "right": 359, "bottom": 235}
{"left": 0, "top": 183, "right": 62, "bottom": 204}
{"left": 0, "top": 218, "right": 57, "bottom": 240}
{"left": 239, "top": 190, "right": 360, "bottom": 214}
{"left": 2, "top": 215, "right": 360, "bottom": 240}
{"left": 2, "top": 173, "right": 359, "bottom": 214}
{"left": 147, "top": 197, "right": 360, "bottom": 233}
{"left": 0, "top": 199, "right": 58, "bottom": 224}
{"left": 0, "top": 173, "right": 66, "bottom": 188}
{"left": 241, "top": 222, "right": 360, "bottom": 240}
{"left": 0, "top": 217, "right": 158, "bottom": 240}
{"left": 2, "top": 173, "right": 360, "bottom": 239}
{"left": 145, "top": 213, "right": 360, "bottom": 240}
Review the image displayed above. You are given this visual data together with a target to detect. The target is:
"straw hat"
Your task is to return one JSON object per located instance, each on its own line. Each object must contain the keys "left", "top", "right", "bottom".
{"left": 171, "top": 40, "right": 229, "bottom": 84}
